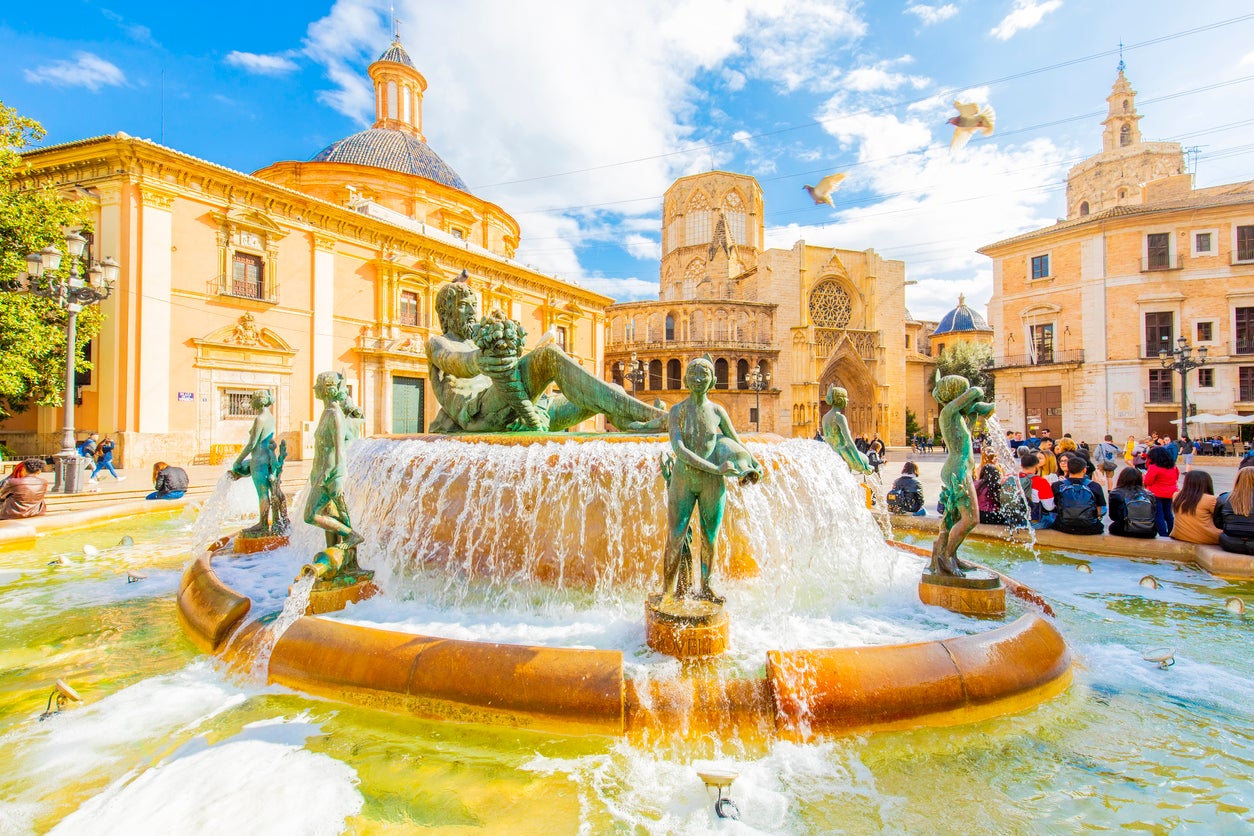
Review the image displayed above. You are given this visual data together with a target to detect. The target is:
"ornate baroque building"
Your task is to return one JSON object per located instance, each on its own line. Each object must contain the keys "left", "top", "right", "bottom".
{"left": 982, "top": 68, "right": 1254, "bottom": 441}
{"left": 1, "top": 39, "right": 610, "bottom": 468}
{"left": 605, "top": 171, "right": 912, "bottom": 443}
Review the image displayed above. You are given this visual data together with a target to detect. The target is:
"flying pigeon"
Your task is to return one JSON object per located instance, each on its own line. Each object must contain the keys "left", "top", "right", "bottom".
{"left": 802, "top": 173, "right": 846, "bottom": 206}
{"left": 948, "top": 100, "right": 995, "bottom": 151}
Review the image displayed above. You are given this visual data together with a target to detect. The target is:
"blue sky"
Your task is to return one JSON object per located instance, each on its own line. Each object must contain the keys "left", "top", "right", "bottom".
{"left": 3, "top": 1, "right": 1253, "bottom": 320}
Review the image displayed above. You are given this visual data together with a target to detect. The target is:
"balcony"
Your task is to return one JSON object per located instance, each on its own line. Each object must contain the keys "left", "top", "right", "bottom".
{"left": 991, "top": 349, "right": 1084, "bottom": 370}
{"left": 208, "top": 274, "right": 278, "bottom": 304}
{"left": 1232, "top": 340, "right": 1254, "bottom": 356}
{"left": 1144, "top": 388, "right": 1177, "bottom": 405}
{"left": 1141, "top": 254, "right": 1183, "bottom": 272}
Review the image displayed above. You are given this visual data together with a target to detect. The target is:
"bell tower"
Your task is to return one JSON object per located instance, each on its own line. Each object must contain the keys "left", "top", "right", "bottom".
{"left": 369, "top": 37, "right": 427, "bottom": 140}
{"left": 1101, "top": 67, "right": 1142, "bottom": 152}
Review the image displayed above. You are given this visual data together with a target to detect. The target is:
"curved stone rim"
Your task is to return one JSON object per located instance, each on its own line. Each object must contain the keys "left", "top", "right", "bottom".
{"left": 177, "top": 551, "right": 1072, "bottom": 738}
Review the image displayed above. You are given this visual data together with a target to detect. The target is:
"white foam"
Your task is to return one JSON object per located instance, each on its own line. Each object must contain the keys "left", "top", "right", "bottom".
{"left": 50, "top": 715, "right": 361, "bottom": 835}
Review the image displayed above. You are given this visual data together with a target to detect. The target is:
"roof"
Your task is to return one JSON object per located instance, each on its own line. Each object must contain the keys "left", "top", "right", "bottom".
{"left": 932, "top": 294, "right": 991, "bottom": 335}
{"left": 311, "top": 129, "right": 468, "bottom": 190}
{"left": 979, "top": 180, "right": 1254, "bottom": 252}
{"left": 376, "top": 39, "right": 414, "bottom": 68}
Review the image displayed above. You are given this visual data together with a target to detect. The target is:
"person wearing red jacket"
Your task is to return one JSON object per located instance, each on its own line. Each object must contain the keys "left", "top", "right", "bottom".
{"left": 1143, "top": 445, "right": 1180, "bottom": 537}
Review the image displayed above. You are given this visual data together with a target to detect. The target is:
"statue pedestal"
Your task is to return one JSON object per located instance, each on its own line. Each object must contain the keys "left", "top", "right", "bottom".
{"left": 292, "top": 570, "right": 379, "bottom": 616}
{"left": 233, "top": 531, "right": 289, "bottom": 555}
{"left": 645, "top": 593, "right": 729, "bottom": 659}
{"left": 918, "top": 569, "right": 1005, "bottom": 617}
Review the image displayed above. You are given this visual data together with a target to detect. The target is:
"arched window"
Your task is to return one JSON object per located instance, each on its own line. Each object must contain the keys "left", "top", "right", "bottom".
{"left": 611, "top": 364, "right": 624, "bottom": 386}
{"left": 1118, "top": 188, "right": 1127, "bottom": 199}
{"left": 690, "top": 310, "right": 705, "bottom": 341}
{"left": 665, "top": 315, "right": 675, "bottom": 341}
{"left": 714, "top": 358, "right": 729, "bottom": 389}
{"left": 1079, "top": 201, "right": 1090, "bottom": 217}
{"left": 722, "top": 190, "right": 748, "bottom": 246}
{"left": 609, "top": 317, "right": 623, "bottom": 344}
{"left": 736, "top": 359, "right": 749, "bottom": 389}
{"left": 1120, "top": 124, "right": 1132, "bottom": 147}
{"left": 685, "top": 191, "right": 713, "bottom": 246}
{"left": 667, "top": 359, "right": 682, "bottom": 389}
{"left": 648, "top": 359, "right": 663, "bottom": 391}
{"left": 387, "top": 81, "right": 398, "bottom": 119}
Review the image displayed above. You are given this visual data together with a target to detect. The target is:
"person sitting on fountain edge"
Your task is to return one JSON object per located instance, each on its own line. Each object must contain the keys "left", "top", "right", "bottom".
{"left": 887, "top": 461, "right": 926, "bottom": 515}
{"left": 0, "top": 458, "right": 49, "bottom": 519}
{"left": 1050, "top": 455, "right": 1106, "bottom": 535}
{"left": 1107, "top": 466, "right": 1157, "bottom": 538}
{"left": 426, "top": 275, "right": 664, "bottom": 433}
{"left": 147, "top": 462, "right": 189, "bottom": 500}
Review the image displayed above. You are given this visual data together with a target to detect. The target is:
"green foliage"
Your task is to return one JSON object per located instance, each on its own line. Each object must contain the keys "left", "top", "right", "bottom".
{"left": 905, "top": 406, "right": 922, "bottom": 438}
{"left": 936, "top": 340, "right": 995, "bottom": 401}
{"left": 0, "top": 102, "right": 98, "bottom": 417}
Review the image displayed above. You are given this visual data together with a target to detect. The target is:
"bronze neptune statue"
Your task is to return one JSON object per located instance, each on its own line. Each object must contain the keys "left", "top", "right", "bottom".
{"left": 425, "top": 277, "right": 664, "bottom": 433}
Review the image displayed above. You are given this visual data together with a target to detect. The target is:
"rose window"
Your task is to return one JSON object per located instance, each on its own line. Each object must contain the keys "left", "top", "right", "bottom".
{"left": 808, "top": 280, "right": 852, "bottom": 328}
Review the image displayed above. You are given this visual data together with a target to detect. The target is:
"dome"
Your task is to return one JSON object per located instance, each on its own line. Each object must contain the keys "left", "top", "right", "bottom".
{"left": 932, "top": 294, "right": 991, "bottom": 335}
{"left": 311, "top": 129, "right": 469, "bottom": 191}
{"left": 376, "top": 40, "right": 414, "bottom": 68}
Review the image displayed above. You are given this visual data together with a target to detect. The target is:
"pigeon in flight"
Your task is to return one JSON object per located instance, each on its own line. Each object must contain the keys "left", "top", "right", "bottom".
{"left": 948, "top": 100, "right": 996, "bottom": 151}
{"left": 803, "top": 173, "right": 846, "bottom": 206}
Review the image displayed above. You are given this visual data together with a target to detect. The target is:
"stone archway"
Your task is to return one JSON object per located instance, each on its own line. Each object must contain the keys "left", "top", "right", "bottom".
{"left": 817, "top": 339, "right": 877, "bottom": 440}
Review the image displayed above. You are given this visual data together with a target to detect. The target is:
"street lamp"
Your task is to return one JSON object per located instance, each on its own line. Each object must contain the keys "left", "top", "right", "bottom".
{"left": 748, "top": 365, "right": 771, "bottom": 432}
{"left": 6, "top": 230, "right": 117, "bottom": 493}
{"left": 616, "top": 352, "right": 646, "bottom": 397}
{"left": 1160, "top": 335, "right": 1207, "bottom": 441}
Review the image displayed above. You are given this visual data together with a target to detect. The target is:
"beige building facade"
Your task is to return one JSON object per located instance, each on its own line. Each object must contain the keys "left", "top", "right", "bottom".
{"left": 606, "top": 171, "right": 913, "bottom": 443}
{"left": 982, "top": 69, "right": 1254, "bottom": 442}
{"left": 2, "top": 39, "right": 610, "bottom": 468}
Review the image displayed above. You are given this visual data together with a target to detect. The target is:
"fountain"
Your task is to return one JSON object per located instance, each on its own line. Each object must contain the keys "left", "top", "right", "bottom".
{"left": 4, "top": 286, "right": 1250, "bottom": 831}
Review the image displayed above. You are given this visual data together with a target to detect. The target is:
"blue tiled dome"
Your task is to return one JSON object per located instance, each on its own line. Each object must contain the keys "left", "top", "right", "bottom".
{"left": 311, "top": 129, "right": 469, "bottom": 191}
{"left": 932, "top": 295, "right": 991, "bottom": 335}
{"left": 377, "top": 40, "right": 414, "bottom": 68}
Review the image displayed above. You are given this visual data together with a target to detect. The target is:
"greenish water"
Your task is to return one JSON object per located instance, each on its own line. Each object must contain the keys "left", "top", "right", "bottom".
{"left": 0, "top": 516, "right": 1251, "bottom": 834}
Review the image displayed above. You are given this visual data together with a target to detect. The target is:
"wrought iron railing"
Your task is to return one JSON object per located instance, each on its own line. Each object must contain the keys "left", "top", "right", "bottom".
{"left": 991, "top": 349, "right": 1084, "bottom": 369}
{"left": 208, "top": 274, "right": 277, "bottom": 303}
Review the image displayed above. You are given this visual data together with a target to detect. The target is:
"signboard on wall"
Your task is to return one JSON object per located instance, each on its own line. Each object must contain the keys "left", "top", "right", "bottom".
{"left": 177, "top": 391, "right": 194, "bottom": 402}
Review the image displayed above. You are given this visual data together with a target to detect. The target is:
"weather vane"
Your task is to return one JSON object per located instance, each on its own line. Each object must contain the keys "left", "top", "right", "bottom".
{"left": 1117, "top": 39, "right": 1125, "bottom": 74}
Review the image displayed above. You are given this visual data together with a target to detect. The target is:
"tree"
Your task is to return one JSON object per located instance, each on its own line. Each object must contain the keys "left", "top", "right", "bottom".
{"left": 905, "top": 406, "right": 922, "bottom": 439}
{"left": 0, "top": 102, "right": 98, "bottom": 418}
{"left": 936, "top": 340, "right": 995, "bottom": 401}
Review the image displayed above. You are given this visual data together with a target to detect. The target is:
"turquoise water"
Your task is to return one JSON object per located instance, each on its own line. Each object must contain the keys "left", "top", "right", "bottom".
{"left": 0, "top": 511, "right": 1251, "bottom": 834}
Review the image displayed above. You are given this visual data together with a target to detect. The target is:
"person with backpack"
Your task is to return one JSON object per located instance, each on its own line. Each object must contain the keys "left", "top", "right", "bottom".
{"left": 1169, "top": 470, "right": 1222, "bottom": 545}
{"left": 1050, "top": 455, "right": 1106, "bottom": 535}
{"left": 1015, "top": 451, "right": 1055, "bottom": 529}
{"left": 1143, "top": 445, "right": 1180, "bottom": 537}
{"left": 1214, "top": 467, "right": 1254, "bottom": 556}
{"left": 1094, "top": 434, "right": 1122, "bottom": 490}
{"left": 887, "top": 461, "right": 926, "bottom": 516}
{"left": 976, "top": 463, "right": 1007, "bottom": 525}
{"left": 1107, "top": 467, "right": 1157, "bottom": 538}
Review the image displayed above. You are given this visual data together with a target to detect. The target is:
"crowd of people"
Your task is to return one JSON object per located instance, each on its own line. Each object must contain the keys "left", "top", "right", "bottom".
{"left": 885, "top": 426, "right": 1254, "bottom": 558}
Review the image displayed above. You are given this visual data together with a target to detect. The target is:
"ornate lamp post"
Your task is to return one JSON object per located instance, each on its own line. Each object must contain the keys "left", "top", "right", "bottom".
{"left": 6, "top": 231, "right": 118, "bottom": 493}
{"left": 748, "top": 366, "right": 771, "bottom": 432}
{"left": 616, "top": 352, "right": 646, "bottom": 398}
{"left": 1159, "top": 335, "right": 1207, "bottom": 441}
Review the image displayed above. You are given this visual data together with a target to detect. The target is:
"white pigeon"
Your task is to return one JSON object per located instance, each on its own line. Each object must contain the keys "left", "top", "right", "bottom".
{"left": 948, "top": 100, "right": 996, "bottom": 151}
{"left": 802, "top": 172, "right": 847, "bottom": 206}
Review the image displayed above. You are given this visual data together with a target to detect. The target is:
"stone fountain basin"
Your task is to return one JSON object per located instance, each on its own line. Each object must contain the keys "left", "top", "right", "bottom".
{"left": 177, "top": 553, "right": 1072, "bottom": 740}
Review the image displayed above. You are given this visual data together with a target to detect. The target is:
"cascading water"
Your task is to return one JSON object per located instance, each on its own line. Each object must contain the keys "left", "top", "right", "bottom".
{"left": 982, "top": 415, "right": 1038, "bottom": 551}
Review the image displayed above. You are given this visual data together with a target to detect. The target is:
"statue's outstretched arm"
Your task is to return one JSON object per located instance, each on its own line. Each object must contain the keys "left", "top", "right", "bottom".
{"left": 427, "top": 335, "right": 482, "bottom": 378}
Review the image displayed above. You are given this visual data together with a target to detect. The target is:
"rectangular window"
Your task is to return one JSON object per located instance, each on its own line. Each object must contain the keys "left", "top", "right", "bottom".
{"left": 1145, "top": 312, "right": 1174, "bottom": 357}
{"left": 1030, "top": 254, "right": 1050, "bottom": 280}
{"left": 1146, "top": 232, "right": 1171, "bottom": 269}
{"left": 399, "top": 291, "right": 419, "bottom": 327}
{"left": 1241, "top": 367, "right": 1254, "bottom": 402}
{"left": 1198, "top": 368, "right": 1214, "bottom": 388}
{"left": 1238, "top": 225, "right": 1254, "bottom": 262}
{"left": 1030, "top": 323, "right": 1054, "bottom": 364}
{"left": 1148, "top": 369, "right": 1173, "bottom": 403}
{"left": 1194, "top": 232, "right": 1214, "bottom": 254}
{"left": 1237, "top": 308, "right": 1254, "bottom": 354}
{"left": 231, "top": 253, "right": 264, "bottom": 299}
{"left": 222, "top": 388, "right": 268, "bottom": 419}
{"left": 556, "top": 326, "right": 568, "bottom": 352}
{"left": 1197, "top": 321, "right": 1213, "bottom": 342}
{"left": 749, "top": 407, "right": 759, "bottom": 425}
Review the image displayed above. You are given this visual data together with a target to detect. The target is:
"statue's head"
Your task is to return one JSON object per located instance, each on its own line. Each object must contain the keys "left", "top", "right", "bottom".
{"left": 314, "top": 371, "right": 345, "bottom": 403}
{"left": 825, "top": 385, "right": 848, "bottom": 409}
{"left": 933, "top": 374, "right": 970, "bottom": 404}
{"left": 250, "top": 389, "right": 274, "bottom": 411}
{"left": 436, "top": 281, "right": 478, "bottom": 339}
{"left": 684, "top": 357, "right": 715, "bottom": 394}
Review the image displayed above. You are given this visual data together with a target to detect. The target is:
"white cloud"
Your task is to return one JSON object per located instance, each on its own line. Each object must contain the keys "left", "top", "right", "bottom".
{"left": 843, "top": 63, "right": 929, "bottom": 93}
{"left": 577, "top": 276, "right": 661, "bottom": 301}
{"left": 904, "top": 4, "right": 959, "bottom": 25}
{"left": 624, "top": 234, "right": 661, "bottom": 261}
{"left": 23, "top": 52, "right": 126, "bottom": 91}
{"left": 989, "top": 0, "right": 1062, "bottom": 41}
{"left": 225, "top": 51, "right": 300, "bottom": 76}
{"left": 737, "top": 0, "right": 867, "bottom": 92}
